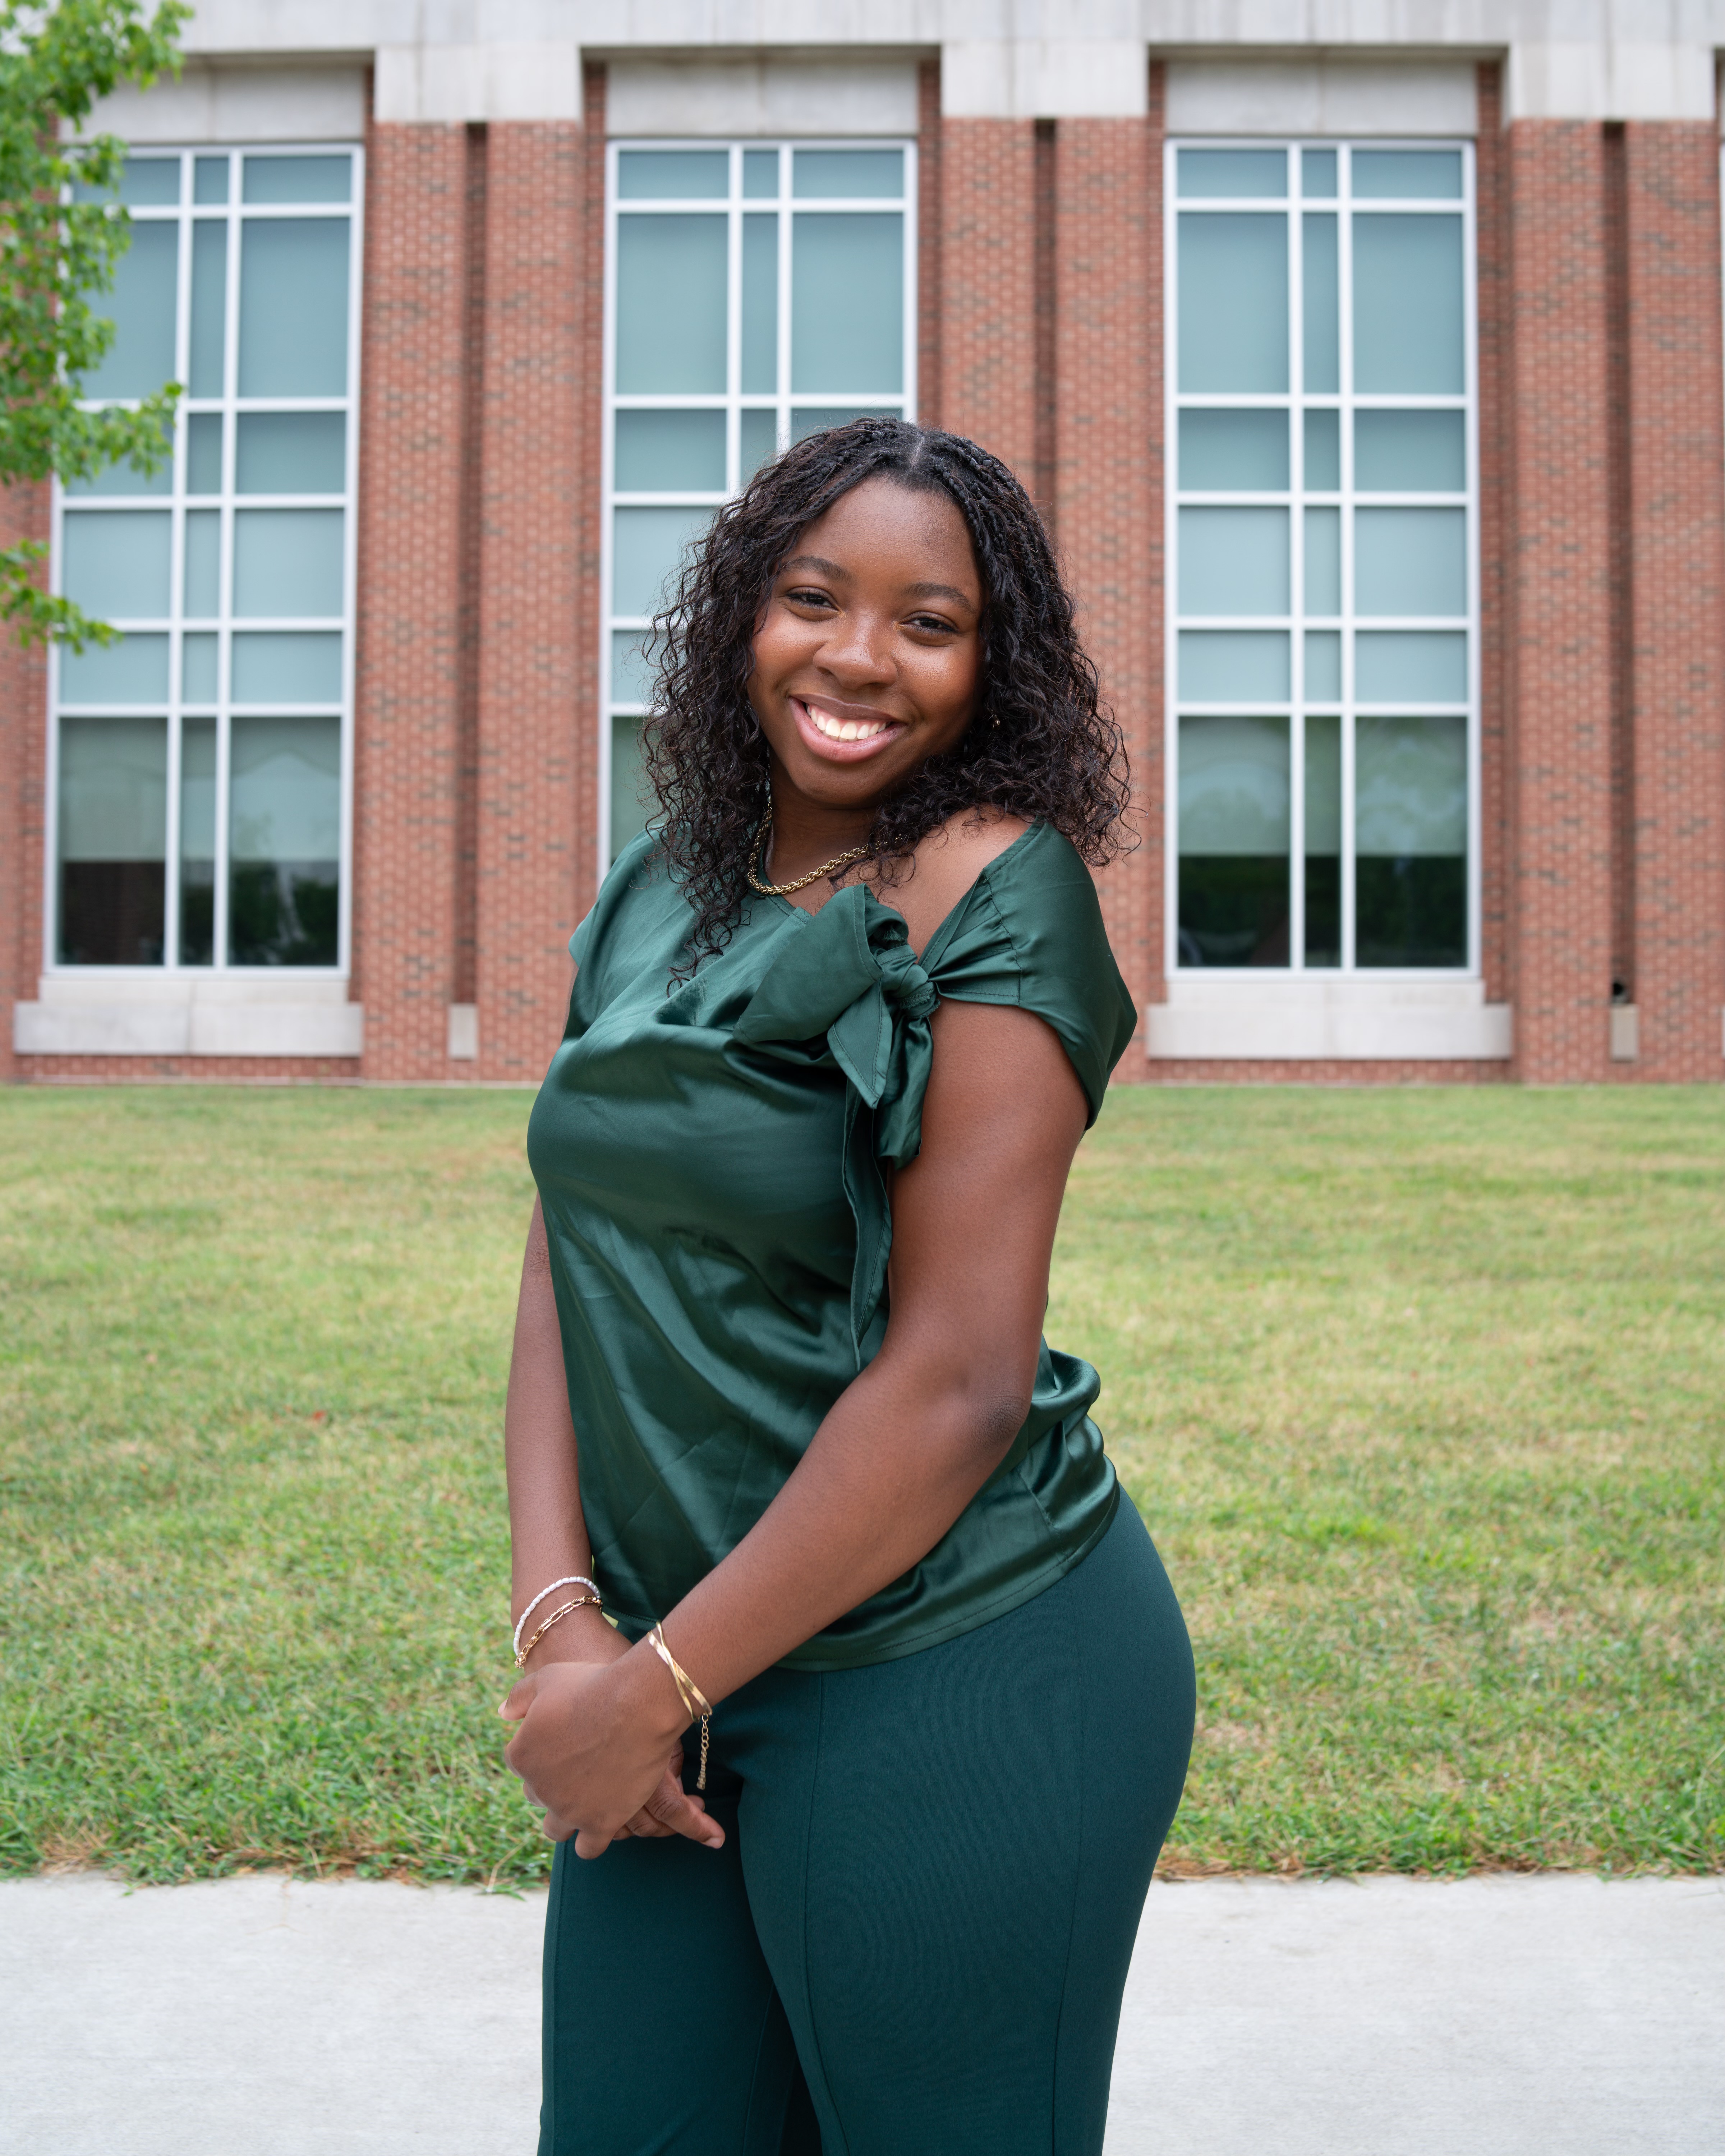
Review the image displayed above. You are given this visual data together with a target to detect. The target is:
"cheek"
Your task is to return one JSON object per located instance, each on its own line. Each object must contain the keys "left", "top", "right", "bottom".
{"left": 911, "top": 642, "right": 981, "bottom": 732}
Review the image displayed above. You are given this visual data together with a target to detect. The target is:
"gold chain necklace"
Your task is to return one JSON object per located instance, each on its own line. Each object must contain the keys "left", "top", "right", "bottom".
{"left": 745, "top": 810, "right": 871, "bottom": 898}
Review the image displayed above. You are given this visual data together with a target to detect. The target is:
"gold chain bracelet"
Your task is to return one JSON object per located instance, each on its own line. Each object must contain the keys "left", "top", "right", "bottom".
{"left": 515, "top": 1593, "right": 601, "bottom": 1668}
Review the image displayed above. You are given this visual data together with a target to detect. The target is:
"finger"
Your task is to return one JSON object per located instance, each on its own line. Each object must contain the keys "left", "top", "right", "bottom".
{"left": 643, "top": 1779, "right": 726, "bottom": 1850}
{"left": 573, "top": 1825, "right": 614, "bottom": 1860}
{"left": 623, "top": 1808, "right": 673, "bottom": 1838}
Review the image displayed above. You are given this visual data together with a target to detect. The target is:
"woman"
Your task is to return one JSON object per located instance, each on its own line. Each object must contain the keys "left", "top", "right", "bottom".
{"left": 501, "top": 418, "right": 1194, "bottom": 2156}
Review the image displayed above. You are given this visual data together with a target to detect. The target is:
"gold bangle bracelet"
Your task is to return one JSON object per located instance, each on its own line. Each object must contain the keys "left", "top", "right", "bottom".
{"left": 645, "top": 1622, "right": 713, "bottom": 1791}
{"left": 515, "top": 1593, "right": 601, "bottom": 1668}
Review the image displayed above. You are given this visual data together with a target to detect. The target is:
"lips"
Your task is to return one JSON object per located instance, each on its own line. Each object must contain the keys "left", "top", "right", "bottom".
{"left": 789, "top": 696, "right": 905, "bottom": 763}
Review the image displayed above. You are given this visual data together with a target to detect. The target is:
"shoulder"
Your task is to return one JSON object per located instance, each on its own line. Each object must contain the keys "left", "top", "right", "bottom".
{"left": 569, "top": 832, "right": 677, "bottom": 986}
{"left": 873, "top": 809, "right": 1033, "bottom": 956}
{"left": 915, "top": 819, "right": 1137, "bottom": 1126}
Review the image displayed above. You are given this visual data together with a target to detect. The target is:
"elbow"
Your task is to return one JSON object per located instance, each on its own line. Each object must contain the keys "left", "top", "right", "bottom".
{"left": 940, "top": 1375, "right": 1035, "bottom": 1477}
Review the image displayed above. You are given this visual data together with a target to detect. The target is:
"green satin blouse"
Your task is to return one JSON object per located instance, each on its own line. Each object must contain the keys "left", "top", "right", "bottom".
{"left": 526, "top": 819, "right": 1138, "bottom": 1671}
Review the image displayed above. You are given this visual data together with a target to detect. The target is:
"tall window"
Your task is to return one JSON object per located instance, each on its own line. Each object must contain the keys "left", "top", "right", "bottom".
{"left": 603, "top": 139, "right": 916, "bottom": 863}
{"left": 1167, "top": 141, "right": 1476, "bottom": 972}
{"left": 51, "top": 146, "right": 361, "bottom": 971}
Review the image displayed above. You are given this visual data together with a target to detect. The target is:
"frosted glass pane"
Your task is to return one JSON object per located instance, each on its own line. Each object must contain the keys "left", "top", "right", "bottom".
{"left": 86, "top": 221, "right": 178, "bottom": 400}
{"left": 611, "top": 630, "right": 656, "bottom": 706}
{"left": 121, "top": 160, "right": 179, "bottom": 206}
{"left": 237, "top": 412, "right": 346, "bottom": 494}
{"left": 1178, "top": 409, "right": 1287, "bottom": 491}
{"left": 1178, "top": 215, "right": 1287, "bottom": 393}
{"left": 613, "top": 410, "right": 724, "bottom": 492}
{"left": 243, "top": 154, "right": 350, "bottom": 203}
{"left": 610, "top": 714, "right": 652, "bottom": 860}
{"left": 1355, "top": 410, "right": 1465, "bottom": 492}
{"left": 238, "top": 220, "right": 350, "bottom": 397}
{"left": 194, "top": 156, "right": 229, "bottom": 205}
{"left": 791, "top": 407, "right": 894, "bottom": 442}
{"left": 742, "top": 213, "right": 778, "bottom": 395}
{"left": 59, "top": 633, "right": 168, "bottom": 703}
{"left": 58, "top": 715, "right": 167, "bottom": 858}
{"left": 183, "top": 510, "right": 220, "bottom": 617}
{"left": 741, "top": 409, "right": 779, "bottom": 480}
{"left": 615, "top": 216, "right": 726, "bottom": 394}
{"left": 1354, "top": 215, "right": 1464, "bottom": 394}
{"left": 618, "top": 151, "right": 727, "bottom": 200}
{"left": 1353, "top": 150, "right": 1462, "bottom": 201}
{"left": 792, "top": 214, "right": 902, "bottom": 393}
{"left": 1178, "top": 631, "right": 1289, "bottom": 701}
{"left": 1179, "top": 715, "right": 1289, "bottom": 852}
{"left": 1305, "top": 630, "right": 1341, "bottom": 700}
{"left": 63, "top": 511, "right": 171, "bottom": 618}
{"left": 612, "top": 506, "right": 710, "bottom": 618}
{"left": 1178, "top": 149, "right": 1285, "bottom": 198}
{"left": 233, "top": 632, "right": 342, "bottom": 702}
{"left": 1302, "top": 149, "right": 1337, "bottom": 199}
{"left": 1304, "top": 508, "right": 1341, "bottom": 614}
{"left": 182, "top": 631, "right": 218, "bottom": 702}
{"left": 230, "top": 716, "right": 340, "bottom": 857}
{"left": 1179, "top": 507, "right": 1288, "bottom": 615}
{"left": 1356, "top": 508, "right": 1466, "bottom": 617}
{"left": 1302, "top": 215, "right": 1338, "bottom": 395}
{"left": 187, "top": 413, "right": 222, "bottom": 494}
{"left": 793, "top": 150, "right": 903, "bottom": 199}
{"left": 1305, "top": 713, "right": 1342, "bottom": 852}
{"left": 189, "top": 221, "right": 227, "bottom": 399}
{"left": 233, "top": 509, "right": 345, "bottom": 618}
{"left": 1357, "top": 715, "right": 1466, "bottom": 854}
{"left": 1303, "top": 409, "right": 1340, "bottom": 490}
{"left": 65, "top": 435, "right": 172, "bottom": 496}
{"left": 743, "top": 149, "right": 779, "bottom": 199}
{"left": 1356, "top": 632, "right": 1468, "bottom": 701}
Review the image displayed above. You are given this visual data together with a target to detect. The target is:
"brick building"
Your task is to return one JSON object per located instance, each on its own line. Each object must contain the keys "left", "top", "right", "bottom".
{"left": 5, "top": 6, "right": 1724, "bottom": 1087}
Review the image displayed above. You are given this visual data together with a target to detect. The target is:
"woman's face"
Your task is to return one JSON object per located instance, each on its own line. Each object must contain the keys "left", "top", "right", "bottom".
{"left": 746, "top": 476, "right": 984, "bottom": 818}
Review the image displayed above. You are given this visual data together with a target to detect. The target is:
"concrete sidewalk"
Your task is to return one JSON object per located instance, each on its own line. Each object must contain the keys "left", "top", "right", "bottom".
{"left": 1, "top": 1872, "right": 1719, "bottom": 2155}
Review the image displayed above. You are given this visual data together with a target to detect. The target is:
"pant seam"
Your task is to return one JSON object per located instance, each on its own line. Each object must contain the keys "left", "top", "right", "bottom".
{"left": 739, "top": 1973, "right": 789, "bottom": 2155}
{"left": 1046, "top": 1577, "right": 1088, "bottom": 2156}
{"left": 795, "top": 1671, "right": 850, "bottom": 2156}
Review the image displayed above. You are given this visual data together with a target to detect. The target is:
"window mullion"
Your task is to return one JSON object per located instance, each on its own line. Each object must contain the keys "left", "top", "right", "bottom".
{"left": 1339, "top": 149, "right": 1357, "bottom": 975}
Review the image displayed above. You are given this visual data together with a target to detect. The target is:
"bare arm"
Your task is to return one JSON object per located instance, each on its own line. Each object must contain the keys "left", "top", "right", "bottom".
{"left": 504, "top": 996, "right": 1088, "bottom": 1852}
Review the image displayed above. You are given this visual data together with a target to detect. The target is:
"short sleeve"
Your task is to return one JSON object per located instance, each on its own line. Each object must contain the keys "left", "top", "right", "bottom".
{"left": 924, "top": 824, "right": 1137, "bottom": 1124}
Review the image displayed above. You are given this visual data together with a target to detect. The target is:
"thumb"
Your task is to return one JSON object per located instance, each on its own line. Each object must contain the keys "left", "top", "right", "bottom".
{"left": 499, "top": 1671, "right": 541, "bottom": 1724}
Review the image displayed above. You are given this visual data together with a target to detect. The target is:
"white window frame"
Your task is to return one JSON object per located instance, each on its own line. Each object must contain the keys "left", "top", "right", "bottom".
{"left": 600, "top": 136, "right": 918, "bottom": 876}
{"left": 45, "top": 140, "right": 365, "bottom": 981}
{"left": 1163, "top": 136, "right": 1480, "bottom": 981}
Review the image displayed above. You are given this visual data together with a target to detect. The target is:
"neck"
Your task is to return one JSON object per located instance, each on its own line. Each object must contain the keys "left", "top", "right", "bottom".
{"left": 764, "top": 778, "right": 876, "bottom": 884}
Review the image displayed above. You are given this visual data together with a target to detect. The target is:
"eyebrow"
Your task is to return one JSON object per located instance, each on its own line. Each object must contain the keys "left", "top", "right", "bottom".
{"left": 779, "top": 556, "right": 979, "bottom": 616}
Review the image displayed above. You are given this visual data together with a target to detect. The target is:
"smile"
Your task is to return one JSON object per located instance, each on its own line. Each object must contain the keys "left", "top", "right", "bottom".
{"left": 790, "top": 696, "right": 904, "bottom": 760}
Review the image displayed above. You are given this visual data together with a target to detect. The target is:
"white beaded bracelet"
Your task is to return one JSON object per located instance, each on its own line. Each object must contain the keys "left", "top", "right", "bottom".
{"left": 512, "top": 1574, "right": 602, "bottom": 1662}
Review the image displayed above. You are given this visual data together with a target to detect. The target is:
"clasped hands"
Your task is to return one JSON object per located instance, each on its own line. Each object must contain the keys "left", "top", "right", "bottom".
{"left": 500, "top": 1621, "right": 726, "bottom": 1861}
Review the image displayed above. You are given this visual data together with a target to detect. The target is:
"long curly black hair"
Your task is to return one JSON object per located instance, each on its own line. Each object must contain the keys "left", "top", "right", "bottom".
{"left": 640, "top": 416, "right": 1131, "bottom": 968}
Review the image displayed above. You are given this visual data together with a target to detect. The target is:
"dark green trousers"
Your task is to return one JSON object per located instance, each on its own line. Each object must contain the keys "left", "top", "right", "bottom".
{"left": 540, "top": 1495, "right": 1195, "bottom": 2156}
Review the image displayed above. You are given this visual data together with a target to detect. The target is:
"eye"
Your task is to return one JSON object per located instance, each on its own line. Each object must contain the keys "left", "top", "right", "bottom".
{"left": 783, "top": 584, "right": 837, "bottom": 610}
{"left": 905, "top": 611, "right": 959, "bottom": 636}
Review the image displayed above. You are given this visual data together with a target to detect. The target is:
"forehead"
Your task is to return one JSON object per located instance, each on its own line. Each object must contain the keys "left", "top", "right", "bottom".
{"left": 796, "top": 477, "right": 979, "bottom": 588}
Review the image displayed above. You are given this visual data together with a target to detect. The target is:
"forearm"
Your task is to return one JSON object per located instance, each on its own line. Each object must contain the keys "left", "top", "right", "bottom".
{"left": 504, "top": 1198, "right": 611, "bottom": 1665}
{"left": 659, "top": 1351, "right": 1027, "bottom": 1703}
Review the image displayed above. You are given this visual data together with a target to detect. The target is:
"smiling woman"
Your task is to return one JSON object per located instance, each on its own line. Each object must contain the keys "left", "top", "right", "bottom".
{"left": 501, "top": 419, "right": 1192, "bottom": 2156}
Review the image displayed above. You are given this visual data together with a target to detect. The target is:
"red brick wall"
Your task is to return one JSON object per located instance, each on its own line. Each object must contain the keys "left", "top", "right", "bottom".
{"left": 0, "top": 481, "right": 48, "bottom": 1085}
{"left": 939, "top": 119, "right": 1039, "bottom": 483}
{"left": 1052, "top": 107, "right": 1160, "bottom": 1051}
{"left": 471, "top": 102, "right": 596, "bottom": 1084}
{"left": 1623, "top": 122, "right": 1725, "bottom": 1080}
{"left": 1504, "top": 121, "right": 1616, "bottom": 1082}
{"left": 352, "top": 121, "right": 469, "bottom": 1080}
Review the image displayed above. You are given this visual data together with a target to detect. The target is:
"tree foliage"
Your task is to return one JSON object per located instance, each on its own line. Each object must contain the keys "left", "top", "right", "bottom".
{"left": 0, "top": 0, "right": 187, "bottom": 647}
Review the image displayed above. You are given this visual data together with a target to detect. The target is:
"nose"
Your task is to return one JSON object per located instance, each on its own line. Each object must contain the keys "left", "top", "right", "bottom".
{"left": 814, "top": 608, "right": 896, "bottom": 688}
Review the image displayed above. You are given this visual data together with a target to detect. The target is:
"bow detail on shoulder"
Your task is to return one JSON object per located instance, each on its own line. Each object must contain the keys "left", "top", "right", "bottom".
{"left": 735, "top": 884, "right": 939, "bottom": 1167}
{"left": 734, "top": 885, "right": 940, "bottom": 1359}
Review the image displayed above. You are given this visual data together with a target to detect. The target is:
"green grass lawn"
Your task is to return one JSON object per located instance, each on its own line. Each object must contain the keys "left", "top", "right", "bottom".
{"left": 1, "top": 1084, "right": 1720, "bottom": 1884}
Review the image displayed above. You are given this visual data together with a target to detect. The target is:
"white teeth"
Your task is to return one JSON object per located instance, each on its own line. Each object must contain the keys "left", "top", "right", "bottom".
{"left": 806, "top": 702, "right": 889, "bottom": 744}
